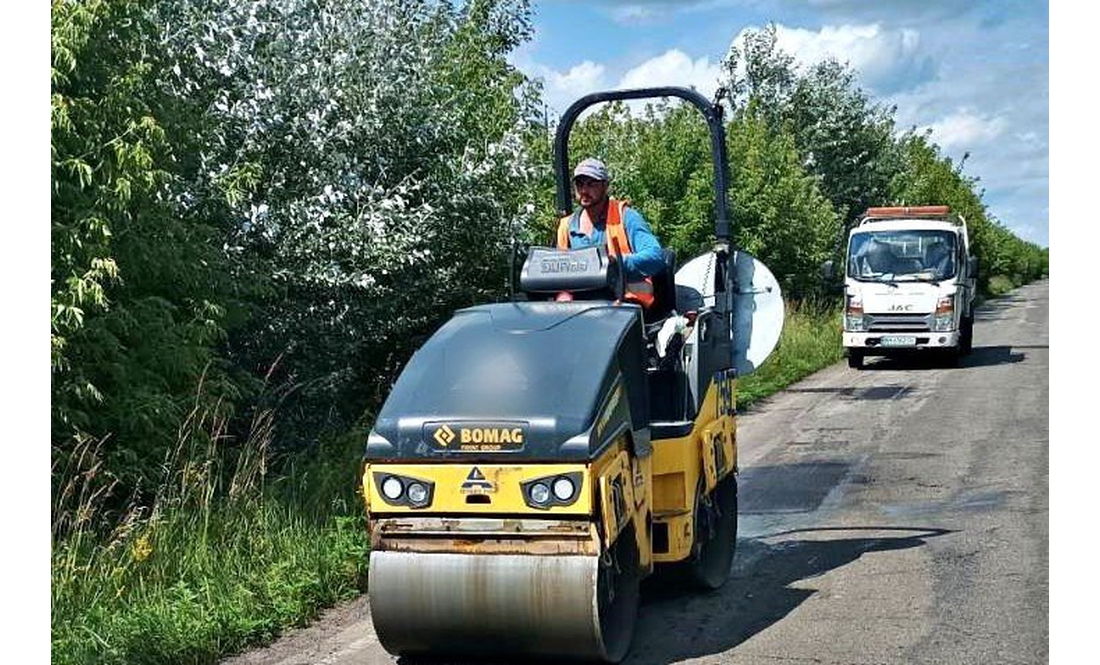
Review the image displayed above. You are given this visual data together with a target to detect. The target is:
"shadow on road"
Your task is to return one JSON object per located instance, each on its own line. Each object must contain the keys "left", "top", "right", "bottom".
{"left": 785, "top": 384, "right": 916, "bottom": 400}
{"left": 860, "top": 345, "right": 1026, "bottom": 371}
{"left": 961, "top": 345, "right": 1027, "bottom": 367}
{"left": 627, "top": 526, "right": 952, "bottom": 665}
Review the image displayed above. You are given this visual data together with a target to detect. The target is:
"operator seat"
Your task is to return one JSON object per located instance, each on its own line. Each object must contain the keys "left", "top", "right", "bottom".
{"left": 646, "top": 248, "right": 677, "bottom": 322}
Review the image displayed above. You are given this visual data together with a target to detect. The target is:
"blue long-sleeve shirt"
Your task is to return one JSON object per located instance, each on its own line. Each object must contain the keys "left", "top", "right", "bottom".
{"left": 564, "top": 206, "right": 665, "bottom": 281}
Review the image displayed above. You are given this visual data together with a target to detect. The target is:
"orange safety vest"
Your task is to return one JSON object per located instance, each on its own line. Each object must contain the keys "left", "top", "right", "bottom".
{"left": 557, "top": 199, "right": 655, "bottom": 308}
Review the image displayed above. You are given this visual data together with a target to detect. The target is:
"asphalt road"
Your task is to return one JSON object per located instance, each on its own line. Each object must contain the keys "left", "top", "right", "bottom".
{"left": 223, "top": 280, "right": 1049, "bottom": 665}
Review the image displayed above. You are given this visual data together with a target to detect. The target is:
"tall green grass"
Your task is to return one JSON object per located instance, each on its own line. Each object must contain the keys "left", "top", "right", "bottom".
{"left": 736, "top": 300, "right": 844, "bottom": 408}
{"left": 51, "top": 391, "right": 370, "bottom": 665}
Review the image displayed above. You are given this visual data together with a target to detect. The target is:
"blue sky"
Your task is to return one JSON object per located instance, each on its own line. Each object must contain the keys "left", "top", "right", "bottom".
{"left": 511, "top": 0, "right": 1049, "bottom": 247}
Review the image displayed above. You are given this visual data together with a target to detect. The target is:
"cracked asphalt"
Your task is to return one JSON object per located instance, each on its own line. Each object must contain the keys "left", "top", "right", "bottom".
{"left": 222, "top": 280, "right": 1048, "bottom": 665}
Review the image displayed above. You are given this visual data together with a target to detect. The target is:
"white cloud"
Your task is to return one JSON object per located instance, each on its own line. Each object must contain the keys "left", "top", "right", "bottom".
{"left": 607, "top": 5, "right": 661, "bottom": 23}
{"left": 925, "top": 109, "right": 1009, "bottom": 149}
{"left": 618, "top": 49, "right": 723, "bottom": 99}
{"left": 517, "top": 49, "right": 722, "bottom": 117}
{"left": 549, "top": 61, "right": 609, "bottom": 95}
{"left": 732, "top": 23, "right": 931, "bottom": 93}
{"left": 511, "top": 56, "right": 611, "bottom": 116}
{"left": 600, "top": 1, "right": 724, "bottom": 25}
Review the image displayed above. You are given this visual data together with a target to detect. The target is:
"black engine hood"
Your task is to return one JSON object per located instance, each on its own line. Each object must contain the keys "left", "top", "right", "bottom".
{"left": 365, "top": 301, "right": 649, "bottom": 462}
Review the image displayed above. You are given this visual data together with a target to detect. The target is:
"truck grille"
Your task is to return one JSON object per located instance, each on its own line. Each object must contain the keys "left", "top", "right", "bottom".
{"left": 865, "top": 313, "right": 932, "bottom": 332}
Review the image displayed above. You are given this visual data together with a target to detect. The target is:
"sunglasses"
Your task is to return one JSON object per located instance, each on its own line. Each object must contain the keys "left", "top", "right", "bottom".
{"left": 573, "top": 177, "right": 605, "bottom": 187}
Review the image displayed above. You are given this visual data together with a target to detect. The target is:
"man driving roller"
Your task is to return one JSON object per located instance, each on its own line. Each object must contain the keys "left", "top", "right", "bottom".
{"left": 556, "top": 158, "right": 664, "bottom": 307}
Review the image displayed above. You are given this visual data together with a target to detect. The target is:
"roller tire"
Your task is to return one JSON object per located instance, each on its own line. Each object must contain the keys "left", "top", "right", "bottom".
{"left": 687, "top": 475, "right": 738, "bottom": 590}
{"left": 596, "top": 525, "right": 642, "bottom": 662}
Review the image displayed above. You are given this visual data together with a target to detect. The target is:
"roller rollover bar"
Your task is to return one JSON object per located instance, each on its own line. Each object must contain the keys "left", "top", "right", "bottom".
{"left": 552, "top": 86, "right": 732, "bottom": 242}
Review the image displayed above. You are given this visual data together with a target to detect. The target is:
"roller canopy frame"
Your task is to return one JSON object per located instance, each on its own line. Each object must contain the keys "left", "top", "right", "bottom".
{"left": 553, "top": 87, "right": 732, "bottom": 242}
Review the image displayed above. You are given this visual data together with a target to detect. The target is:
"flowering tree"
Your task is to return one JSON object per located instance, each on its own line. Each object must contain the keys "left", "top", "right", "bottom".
{"left": 158, "top": 0, "right": 544, "bottom": 440}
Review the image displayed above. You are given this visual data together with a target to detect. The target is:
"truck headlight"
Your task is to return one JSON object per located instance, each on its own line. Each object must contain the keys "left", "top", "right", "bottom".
{"left": 932, "top": 295, "right": 955, "bottom": 331}
{"left": 845, "top": 295, "right": 865, "bottom": 332}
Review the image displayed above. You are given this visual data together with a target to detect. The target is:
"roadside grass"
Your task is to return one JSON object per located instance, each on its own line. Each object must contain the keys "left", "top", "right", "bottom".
{"left": 737, "top": 300, "right": 843, "bottom": 409}
{"left": 987, "top": 274, "right": 1017, "bottom": 297}
{"left": 51, "top": 395, "right": 370, "bottom": 665}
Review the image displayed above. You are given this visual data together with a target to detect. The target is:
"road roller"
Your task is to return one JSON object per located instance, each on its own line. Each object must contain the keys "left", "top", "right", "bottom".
{"left": 361, "top": 87, "right": 785, "bottom": 662}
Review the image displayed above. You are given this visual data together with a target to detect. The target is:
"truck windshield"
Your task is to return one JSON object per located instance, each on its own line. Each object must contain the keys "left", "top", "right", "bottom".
{"left": 847, "top": 230, "right": 958, "bottom": 282}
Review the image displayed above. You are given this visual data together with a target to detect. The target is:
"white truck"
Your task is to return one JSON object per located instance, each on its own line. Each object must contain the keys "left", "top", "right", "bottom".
{"left": 836, "top": 206, "right": 978, "bottom": 369}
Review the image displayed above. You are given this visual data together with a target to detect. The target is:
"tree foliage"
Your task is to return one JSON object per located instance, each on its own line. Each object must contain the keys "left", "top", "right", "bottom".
{"left": 725, "top": 25, "right": 902, "bottom": 224}
{"left": 52, "top": 0, "right": 239, "bottom": 485}
{"left": 158, "top": 0, "right": 543, "bottom": 441}
{"left": 890, "top": 131, "right": 1047, "bottom": 292}
{"left": 51, "top": 4, "right": 1047, "bottom": 498}
{"left": 563, "top": 101, "right": 839, "bottom": 298}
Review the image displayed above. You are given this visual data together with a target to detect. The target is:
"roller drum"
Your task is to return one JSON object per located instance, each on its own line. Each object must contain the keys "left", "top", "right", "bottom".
{"left": 369, "top": 550, "right": 628, "bottom": 660}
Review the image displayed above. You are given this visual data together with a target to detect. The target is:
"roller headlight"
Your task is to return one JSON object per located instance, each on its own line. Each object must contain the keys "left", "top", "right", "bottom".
{"left": 373, "top": 472, "right": 434, "bottom": 508}
{"left": 381, "top": 476, "right": 404, "bottom": 500}
{"left": 406, "top": 481, "right": 429, "bottom": 506}
{"left": 522, "top": 472, "right": 584, "bottom": 509}
{"left": 552, "top": 476, "right": 576, "bottom": 502}
{"left": 529, "top": 482, "right": 551, "bottom": 505}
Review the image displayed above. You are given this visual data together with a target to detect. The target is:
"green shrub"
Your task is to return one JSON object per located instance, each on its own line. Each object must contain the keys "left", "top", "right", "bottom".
{"left": 987, "top": 275, "right": 1016, "bottom": 297}
{"left": 737, "top": 300, "right": 843, "bottom": 408}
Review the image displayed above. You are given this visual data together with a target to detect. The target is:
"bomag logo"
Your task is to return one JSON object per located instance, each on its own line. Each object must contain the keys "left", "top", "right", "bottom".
{"left": 433, "top": 424, "right": 456, "bottom": 447}
{"left": 460, "top": 428, "right": 525, "bottom": 445}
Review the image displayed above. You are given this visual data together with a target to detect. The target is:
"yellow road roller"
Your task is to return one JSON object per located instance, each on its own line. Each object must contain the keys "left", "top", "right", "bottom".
{"left": 361, "top": 87, "right": 784, "bottom": 662}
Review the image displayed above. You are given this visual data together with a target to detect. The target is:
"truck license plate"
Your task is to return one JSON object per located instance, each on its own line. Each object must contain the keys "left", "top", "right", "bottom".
{"left": 881, "top": 335, "right": 917, "bottom": 347}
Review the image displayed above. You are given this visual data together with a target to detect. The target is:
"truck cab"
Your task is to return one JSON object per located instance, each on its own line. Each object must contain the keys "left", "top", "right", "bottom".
{"left": 842, "top": 206, "right": 977, "bottom": 368}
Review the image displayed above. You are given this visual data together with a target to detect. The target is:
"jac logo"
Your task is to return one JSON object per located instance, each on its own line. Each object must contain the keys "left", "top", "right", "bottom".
{"left": 888, "top": 304, "right": 914, "bottom": 312}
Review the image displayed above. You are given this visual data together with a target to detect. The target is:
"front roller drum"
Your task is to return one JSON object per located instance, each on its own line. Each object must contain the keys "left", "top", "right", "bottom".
{"left": 369, "top": 532, "right": 640, "bottom": 662}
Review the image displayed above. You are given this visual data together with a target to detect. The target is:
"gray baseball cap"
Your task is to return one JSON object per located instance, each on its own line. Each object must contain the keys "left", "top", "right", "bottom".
{"left": 573, "top": 158, "right": 609, "bottom": 182}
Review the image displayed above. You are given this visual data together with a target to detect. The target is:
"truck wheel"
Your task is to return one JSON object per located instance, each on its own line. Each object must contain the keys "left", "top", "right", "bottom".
{"left": 960, "top": 314, "right": 974, "bottom": 355}
{"left": 688, "top": 476, "right": 738, "bottom": 589}
{"left": 847, "top": 351, "right": 864, "bottom": 369}
{"left": 941, "top": 348, "right": 962, "bottom": 368}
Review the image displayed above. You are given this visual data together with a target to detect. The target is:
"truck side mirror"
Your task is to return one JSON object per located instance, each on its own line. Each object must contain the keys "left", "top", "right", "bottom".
{"left": 967, "top": 256, "right": 979, "bottom": 276}
{"left": 820, "top": 260, "right": 836, "bottom": 281}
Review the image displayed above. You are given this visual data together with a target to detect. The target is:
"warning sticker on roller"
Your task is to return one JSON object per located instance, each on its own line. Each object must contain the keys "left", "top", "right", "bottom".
{"left": 460, "top": 467, "right": 496, "bottom": 495}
